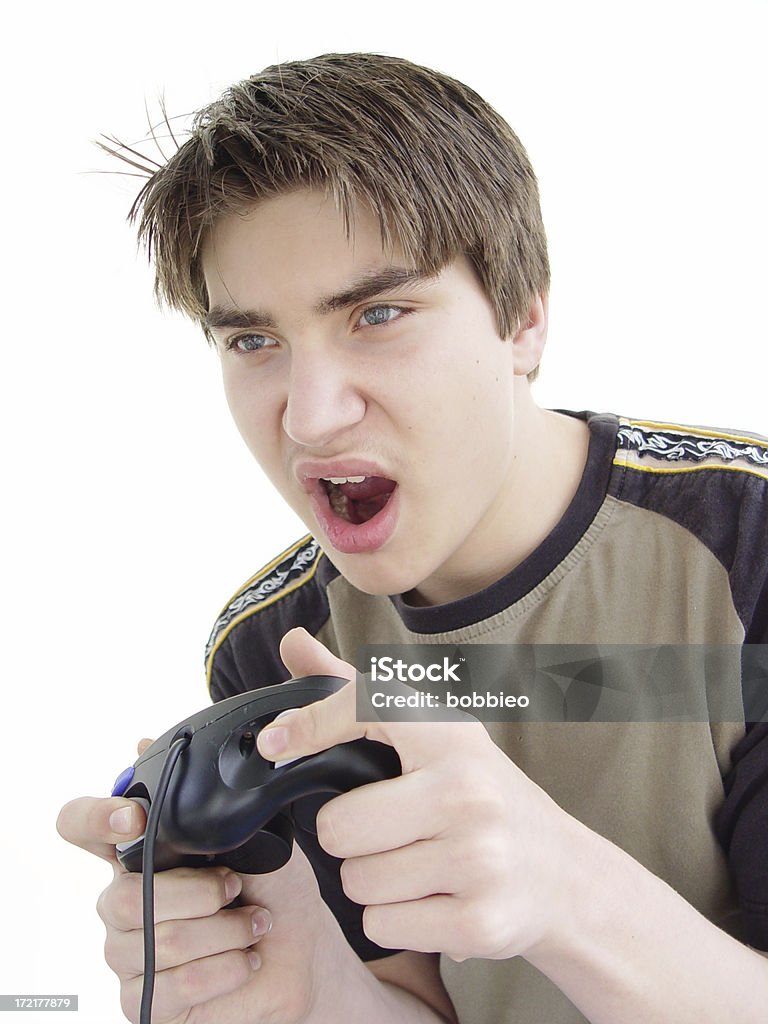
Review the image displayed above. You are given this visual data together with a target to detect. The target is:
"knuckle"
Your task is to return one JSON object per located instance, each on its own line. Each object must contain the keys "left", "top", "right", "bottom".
{"left": 452, "top": 770, "right": 485, "bottom": 805}
{"left": 95, "top": 885, "right": 109, "bottom": 923}
{"left": 475, "top": 771, "right": 507, "bottom": 805}
{"left": 457, "top": 899, "right": 506, "bottom": 958}
{"left": 458, "top": 830, "right": 506, "bottom": 879}
{"left": 154, "top": 920, "right": 183, "bottom": 968}
{"left": 119, "top": 982, "right": 141, "bottom": 1024}
{"left": 102, "top": 931, "right": 122, "bottom": 972}
{"left": 436, "top": 771, "right": 474, "bottom": 812}
{"left": 176, "top": 950, "right": 247, "bottom": 1006}
{"left": 475, "top": 786, "right": 508, "bottom": 821}
{"left": 175, "top": 958, "right": 206, "bottom": 1004}
{"left": 99, "top": 874, "right": 141, "bottom": 930}
{"left": 299, "top": 701, "right": 322, "bottom": 747}
{"left": 442, "top": 772, "right": 507, "bottom": 825}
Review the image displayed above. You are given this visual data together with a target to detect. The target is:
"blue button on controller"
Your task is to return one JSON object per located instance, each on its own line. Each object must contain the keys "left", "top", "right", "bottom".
{"left": 111, "top": 766, "right": 135, "bottom": 797}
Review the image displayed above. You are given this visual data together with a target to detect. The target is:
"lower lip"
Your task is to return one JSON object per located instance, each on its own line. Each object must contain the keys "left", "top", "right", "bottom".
{"left": 309, "top": 484, "right": 400, "bottom": 554}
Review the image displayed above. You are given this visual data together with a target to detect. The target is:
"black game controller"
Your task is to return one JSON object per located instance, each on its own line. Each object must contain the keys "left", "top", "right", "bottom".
{"left": 112, "top": 675, "right": 401, "bottom": 875}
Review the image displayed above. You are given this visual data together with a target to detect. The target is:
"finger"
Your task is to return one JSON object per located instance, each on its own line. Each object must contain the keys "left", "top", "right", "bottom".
{"left": 137, "top": 737, "right": 155, "bottom": 756}
{"left": 362, "top": 893, "right": 473, "bottom": 959}
{"left": 316, "top": 771, "right": 436, "bottom": 858}
{"left": 120, "top": 947, "right": 261, "bottom": 1024}
{"left": 340, "top": 839, "right": 457, "bottom": 907}
{"left": 105, "top": 904, "right": 272, "bottom": 977}
{"left": 57, "top": 797, "right": 148, "bottom": 862}
{"left": 257, "top": 664, "right": 488, "bottom": 773}
{"left": 316, "top": 743, "right": 509, "bottom": 858}
{"left": 257, "top": 663, "right": 357, "bottom": 760}
{"left": 279, "top": 626, "right": 356, "bottom": 682}
{"left": 98, "top": 866, "right": 243, "bottom": 932}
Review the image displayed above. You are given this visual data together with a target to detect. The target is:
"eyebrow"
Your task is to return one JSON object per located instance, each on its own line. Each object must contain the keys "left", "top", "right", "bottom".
{"left": 203, "top": 266, "right": 433, "bottom": 332}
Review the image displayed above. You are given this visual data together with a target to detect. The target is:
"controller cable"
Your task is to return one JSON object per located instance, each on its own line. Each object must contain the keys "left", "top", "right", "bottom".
{"left": 139, "top": 733, "right": 193, "bottom": 1024}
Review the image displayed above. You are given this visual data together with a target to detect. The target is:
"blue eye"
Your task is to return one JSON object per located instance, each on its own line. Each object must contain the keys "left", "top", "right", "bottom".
{"left": 227, "top": 333, "right": 276, "bottom": 353}
{"left": 360, "top": 305, "right": 403, "bottom": 327}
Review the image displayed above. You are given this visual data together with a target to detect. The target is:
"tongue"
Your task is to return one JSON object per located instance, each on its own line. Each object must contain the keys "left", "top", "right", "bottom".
{"left": 334, "top": 476, "right": 396, "bottom": 525}
{"left": 338, "top": 476, "right": 396, "bottom": 500}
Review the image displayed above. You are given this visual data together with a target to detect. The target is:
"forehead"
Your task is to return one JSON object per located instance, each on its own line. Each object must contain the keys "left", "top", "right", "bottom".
{"left": 201, "top": 189, "right": 401, "bottom": 305}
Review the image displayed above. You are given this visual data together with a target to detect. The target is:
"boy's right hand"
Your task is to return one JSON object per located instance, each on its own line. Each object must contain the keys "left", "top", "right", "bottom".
{"left": 56, "top": 791, "right": 339, "bottom": 1024}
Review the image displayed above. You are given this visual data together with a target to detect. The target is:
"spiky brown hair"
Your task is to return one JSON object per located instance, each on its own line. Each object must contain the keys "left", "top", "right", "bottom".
{"left": 105, "top": 53, "right": 549, "bottom": 378}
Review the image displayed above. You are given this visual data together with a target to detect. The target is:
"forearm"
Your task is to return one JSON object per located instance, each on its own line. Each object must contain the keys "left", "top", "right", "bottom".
{"left": 309, "top": 925, "right": 453, "bottom": 1024}
{"left": 372, "top": 980, "right": 455, "bottom": 1024}
{"left": 309, "top": 960, "right": 452, "bottom": 1024}
{"left": 525, "top": 822, "right": 768, "bottom": 1024}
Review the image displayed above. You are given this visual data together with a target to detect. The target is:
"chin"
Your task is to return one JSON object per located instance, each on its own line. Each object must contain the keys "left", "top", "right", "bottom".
{"left": 325, "top": 550, "right": 423, "bottom": 599}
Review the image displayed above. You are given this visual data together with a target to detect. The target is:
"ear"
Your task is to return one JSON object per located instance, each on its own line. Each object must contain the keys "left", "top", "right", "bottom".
{"left": 511, "top": 293, "right": 548, "bottom": 376}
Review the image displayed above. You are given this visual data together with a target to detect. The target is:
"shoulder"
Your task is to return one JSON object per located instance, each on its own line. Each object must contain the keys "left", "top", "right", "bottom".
{"left": 613, "top": 415, "right": 768, "bottom": 480}
{"left": 609, "top": 415, "right": 768, "bottom": 640}
{"left": 204, "top": 535, "right": 340, "bottom": 700}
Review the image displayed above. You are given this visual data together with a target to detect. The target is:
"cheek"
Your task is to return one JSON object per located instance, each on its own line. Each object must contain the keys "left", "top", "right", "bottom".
{"left": 427, "top": 353, "right": 513, "bottom": 448}
{"left": 222, "top": 370, "right": 282, "bottom": 467}
{"left": 454, "top": 399, "right": 512, "bottom": 483}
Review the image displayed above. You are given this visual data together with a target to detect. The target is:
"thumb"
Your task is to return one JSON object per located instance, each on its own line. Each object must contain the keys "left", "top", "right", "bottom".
{"left": 279, "top": 627, "right": 355, "bottom": 683}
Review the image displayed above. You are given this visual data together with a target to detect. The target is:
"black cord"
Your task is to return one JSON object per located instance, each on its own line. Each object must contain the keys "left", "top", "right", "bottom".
{"left": 140, "top": 734, "right": 192, "bottom": 1024}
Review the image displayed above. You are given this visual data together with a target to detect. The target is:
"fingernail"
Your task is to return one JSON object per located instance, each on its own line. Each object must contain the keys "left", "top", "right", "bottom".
{"left": 259, "top": 727, "right": 288, "bottom": 758}
{"left": 247, "top": 949, "right": 262, "bottom": 971}
{"left": 109, "top": 807, "right": 133, "bottom": 834}
{"left": 224, "top": 873, "right": 242, "bottom": 902}
{"left": 252, "top": 909, "right": 272, "bottom": 937}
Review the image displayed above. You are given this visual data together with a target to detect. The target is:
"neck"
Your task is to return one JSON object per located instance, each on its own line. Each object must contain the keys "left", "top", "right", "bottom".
{"left": 407, "top": 391, "right": 590, "bottom": 607}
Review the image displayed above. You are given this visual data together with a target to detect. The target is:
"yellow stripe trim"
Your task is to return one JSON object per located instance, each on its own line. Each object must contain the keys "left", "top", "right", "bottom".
{"left": 624, "top": 418, "right": 768, "bottom": 449}
{"left": 209, "top": 534, "right": 314, "bottom": 625}
{"left": 205, "top": 549, "right": 322, "bottom": 692}
{"left": 613, "top": 458, "right": 768, "bottom": 482}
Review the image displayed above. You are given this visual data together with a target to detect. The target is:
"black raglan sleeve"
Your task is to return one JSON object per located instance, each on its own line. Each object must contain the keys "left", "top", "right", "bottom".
{"left": 715, "top": 567, "right": 768, "bottom": 950}
{"left": 715, "top": 719, "right": 768, "bottom": 949}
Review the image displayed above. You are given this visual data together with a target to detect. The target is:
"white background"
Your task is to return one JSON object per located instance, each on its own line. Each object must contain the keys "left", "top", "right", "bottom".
{"left": 1, "top": 0, "right": 766, "bottom": 1019}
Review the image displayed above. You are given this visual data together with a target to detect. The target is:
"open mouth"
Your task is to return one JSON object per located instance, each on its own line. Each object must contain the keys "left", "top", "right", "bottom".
{"left": 300, "top": 464, "right": 400, "bottom": 555}
{"left": 320, "top": 475, "right": 397, "bottom": 525}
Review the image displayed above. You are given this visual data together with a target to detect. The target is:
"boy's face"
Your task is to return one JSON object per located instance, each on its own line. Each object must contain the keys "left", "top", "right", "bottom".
{"left": 201, "top": 189, "right": 538, "bottom": 603}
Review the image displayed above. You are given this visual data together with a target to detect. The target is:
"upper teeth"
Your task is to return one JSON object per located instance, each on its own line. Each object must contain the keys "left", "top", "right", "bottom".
{"left": 323, "top": 475, "right": 367, "bottom": 484}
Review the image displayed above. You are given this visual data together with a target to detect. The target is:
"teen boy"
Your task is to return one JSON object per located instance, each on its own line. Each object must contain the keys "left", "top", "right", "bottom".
{"left": 57, "top": 53, "right": 768, "bottom": 1024}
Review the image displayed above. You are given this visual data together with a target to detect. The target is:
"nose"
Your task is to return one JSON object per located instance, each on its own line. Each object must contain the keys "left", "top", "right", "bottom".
{"left": 281, "top": 347, "right": 366, "bottom": 448}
